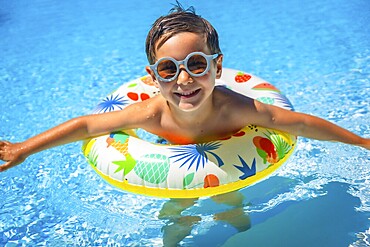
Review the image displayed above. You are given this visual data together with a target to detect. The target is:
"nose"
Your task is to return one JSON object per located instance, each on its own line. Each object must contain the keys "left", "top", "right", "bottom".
{"left": 176, "top": 66, "right": 193, "bottom": 85}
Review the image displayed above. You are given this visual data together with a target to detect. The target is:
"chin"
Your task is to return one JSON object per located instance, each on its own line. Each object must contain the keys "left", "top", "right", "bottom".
{"left": 178, "top": 103, "right": 201, "bottom": 112}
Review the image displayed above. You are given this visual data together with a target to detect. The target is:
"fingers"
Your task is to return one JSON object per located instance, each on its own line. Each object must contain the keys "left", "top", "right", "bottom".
{"left": 0, "top": 142, "right": 6, "bottom": 160}
{"left": 0, "top": 161, "right": 12, "bottom": 172}
{"left": 0, "top": 157, "right": 24, "bottom": 172}
{"left": 0, "top": 141, "right": 10, "bottom": 161}
{"left": 0, "top": 141, "right": 24, "bottom": 172}
{"left": 0, "top": 140, "right": 11, "bottom": 147}
{"left": 0, "top": 141, "right": 11, "bottom": 172}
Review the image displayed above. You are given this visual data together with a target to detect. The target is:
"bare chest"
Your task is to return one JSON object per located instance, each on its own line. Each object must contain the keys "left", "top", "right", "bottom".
{"left": 157, "top": 117, "right": 242, "bottom": 144}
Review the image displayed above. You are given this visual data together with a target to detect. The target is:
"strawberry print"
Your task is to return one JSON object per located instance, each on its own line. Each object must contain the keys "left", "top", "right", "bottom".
{"left": 235, "top": 72, "right": 252, "bottom": 83}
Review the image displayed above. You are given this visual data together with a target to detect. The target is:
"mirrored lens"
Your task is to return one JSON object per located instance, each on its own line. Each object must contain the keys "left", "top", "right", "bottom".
{"left": 157, "top": 59, "right": 177, "bottom": 80}
{"left": 187, "top": 54, "right": 207, "bottom": 75}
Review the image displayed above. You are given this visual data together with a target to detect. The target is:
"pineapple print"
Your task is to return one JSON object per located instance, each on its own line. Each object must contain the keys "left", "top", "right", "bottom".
{"left": 134, "top": 153, "right": 170, "bottom": 184}
{"left": 106, "top": 132, "right": 130, "bottom": 155}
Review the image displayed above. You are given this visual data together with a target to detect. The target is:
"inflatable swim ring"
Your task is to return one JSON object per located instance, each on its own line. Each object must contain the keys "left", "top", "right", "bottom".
{"left": 82, "top": 68, "right": 296, "bottom": 198}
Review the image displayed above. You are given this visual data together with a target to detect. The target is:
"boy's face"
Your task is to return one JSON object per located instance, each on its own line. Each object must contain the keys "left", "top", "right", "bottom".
{"left": 146, "top": 32, "right": 223, "bottom": 112}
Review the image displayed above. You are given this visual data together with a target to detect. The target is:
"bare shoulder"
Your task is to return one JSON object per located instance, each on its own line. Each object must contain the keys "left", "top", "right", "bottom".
{"left": 124, "top": 95, "right": 164, "bottom": 121}
{"left": 214, "top": 86, "right": 256, "bottom": 112}
{"left": 213, "top": 86, "right": 258, "bottom": 126}
{"left": 97, "top": 95, "right": 165, "bottom": 131}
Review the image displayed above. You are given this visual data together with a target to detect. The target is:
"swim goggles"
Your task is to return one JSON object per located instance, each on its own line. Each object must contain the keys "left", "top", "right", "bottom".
{"left": 149, "top": 52, "right": 219, "bottom": 82}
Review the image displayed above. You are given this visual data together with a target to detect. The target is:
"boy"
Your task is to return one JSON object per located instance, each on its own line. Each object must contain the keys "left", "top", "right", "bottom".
{"left": 0, "top": 4, "right": 369, "bottom": 246}
{"left": 0, "top": 6, "right": 369, "bottom": 172}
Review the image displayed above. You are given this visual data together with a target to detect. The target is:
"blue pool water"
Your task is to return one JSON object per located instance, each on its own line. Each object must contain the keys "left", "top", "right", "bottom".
{"left": 1, "top": 0, "right": 369, "bottom": 246}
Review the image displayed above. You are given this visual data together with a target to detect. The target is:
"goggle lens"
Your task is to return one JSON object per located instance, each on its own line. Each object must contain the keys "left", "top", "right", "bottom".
{"left": 184, "top": 54, "right": 208, "bottom": 75}
{"left": 157, "top": 59, "right": 178, "bottom": 80}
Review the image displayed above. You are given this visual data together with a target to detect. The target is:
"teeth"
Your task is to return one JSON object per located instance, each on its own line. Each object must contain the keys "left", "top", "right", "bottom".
{"left": 181, "top": 91, "right": 195, "bottom": 96}
{"left": 179, "top": 90, "right": 196, "bottom": 96}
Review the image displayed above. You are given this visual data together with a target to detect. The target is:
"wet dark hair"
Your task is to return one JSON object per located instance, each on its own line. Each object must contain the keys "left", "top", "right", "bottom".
{"left": 145, "top": 1, "right": 222, "bottom": 64}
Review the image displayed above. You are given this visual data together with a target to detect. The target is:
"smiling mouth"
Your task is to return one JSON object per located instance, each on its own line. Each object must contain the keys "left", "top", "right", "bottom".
{"left": 175, "top": 89, "right": 201, "bottom": 98}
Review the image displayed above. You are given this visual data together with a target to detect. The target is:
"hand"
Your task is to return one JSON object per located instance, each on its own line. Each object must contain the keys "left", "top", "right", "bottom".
{"left": 0, "top": 141, "right": 27, "bottom": 172}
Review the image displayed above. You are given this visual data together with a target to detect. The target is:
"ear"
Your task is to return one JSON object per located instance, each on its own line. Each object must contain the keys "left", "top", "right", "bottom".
{"left": 145, "top": 66, "right": 159, "bottom": 88}
{"left": 215, "top": 55, "right": 223, "bottom": 79}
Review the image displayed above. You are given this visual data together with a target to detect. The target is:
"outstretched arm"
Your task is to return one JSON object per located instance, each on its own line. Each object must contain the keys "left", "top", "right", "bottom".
{"left": 253, "top": 100, "right": 370, "bottom": 150}
{"left": 0, "top": 116, "right": 100, "bottom": 172}
{"left": 0, "top": 101, "right": 158, "bottom": 171}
